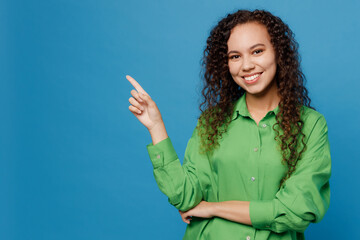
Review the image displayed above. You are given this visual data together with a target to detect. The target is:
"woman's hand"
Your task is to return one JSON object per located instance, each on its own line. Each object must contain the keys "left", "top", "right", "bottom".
{"left": 126, "top": 75, "right": 164, "bottom": 131}
{"left": 178, "top": 201, "right": 215, "bottom": 224}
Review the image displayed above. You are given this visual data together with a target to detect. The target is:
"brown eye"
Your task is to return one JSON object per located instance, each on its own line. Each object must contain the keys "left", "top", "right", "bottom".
{"left": 253, "top": 49, "right": 263, "bottom": 55}
{"left": 229, "top": 55, "right": 240, "bottom": 59}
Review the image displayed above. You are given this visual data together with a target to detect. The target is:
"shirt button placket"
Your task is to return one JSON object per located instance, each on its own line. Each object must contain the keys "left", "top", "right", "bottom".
{"left": 250, "top": 124, "right": 260, "bottom": 199}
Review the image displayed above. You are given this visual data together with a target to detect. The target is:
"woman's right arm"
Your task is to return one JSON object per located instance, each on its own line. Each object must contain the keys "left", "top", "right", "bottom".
{"left": 127, "top": 75, "right": 204, "bottom": 211}
{"left": 126, "top": 75, "right": 168, "bottom": 144}
{"left": 146, "top": 126, "right": 204, "bottom": 212}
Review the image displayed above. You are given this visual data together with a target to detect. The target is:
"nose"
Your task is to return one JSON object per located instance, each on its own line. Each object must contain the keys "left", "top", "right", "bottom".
{"left": 242, "top": 55, "right": 255, "bottom": 72}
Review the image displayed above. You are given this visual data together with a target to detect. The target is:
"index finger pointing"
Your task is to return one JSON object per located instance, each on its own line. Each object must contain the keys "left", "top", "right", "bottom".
{"left": 126, "top": 75, "right": 149, "bottom": 95}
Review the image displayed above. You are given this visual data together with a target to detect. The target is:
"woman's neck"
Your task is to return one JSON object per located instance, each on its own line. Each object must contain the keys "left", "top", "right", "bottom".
{"left": 246, "top": 91, "right": 280, "bottom": 113}
{"left": 245, "top": 83, "right": 280, "bottom": 124}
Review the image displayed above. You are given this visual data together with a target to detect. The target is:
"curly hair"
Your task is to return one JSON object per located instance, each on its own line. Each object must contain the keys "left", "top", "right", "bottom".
{"left": 196, "top": 9, "right": 313, "bottom": 188}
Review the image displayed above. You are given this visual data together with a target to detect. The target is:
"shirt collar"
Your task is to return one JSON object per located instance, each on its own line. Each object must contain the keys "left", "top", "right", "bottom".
{"left": 231, "top": 92, "right": 280, "bottom": 121}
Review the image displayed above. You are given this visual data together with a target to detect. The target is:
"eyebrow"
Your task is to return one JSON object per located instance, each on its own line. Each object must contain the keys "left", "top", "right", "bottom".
{"left": 227, "top": 43, "right": 265, "bottom": 55}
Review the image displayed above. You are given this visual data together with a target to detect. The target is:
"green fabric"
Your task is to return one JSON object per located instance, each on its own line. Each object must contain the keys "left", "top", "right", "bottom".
{"left": 146, "top": 93, "right": 331, "bottom": 240}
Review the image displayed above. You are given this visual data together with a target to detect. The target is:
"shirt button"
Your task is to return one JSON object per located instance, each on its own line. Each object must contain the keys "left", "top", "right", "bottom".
{"left": 156, "top": 154, "right": 161, "bottom": 159}
{"left": 253, "top": 148, "right": 258, "bottom": 152}
{"left": 246, "top": 236, "right": 251, "bottom": 240}
{"left": 262, "top": 123, "right": 267, "bottom": 128}
{"left": 251, "top": 177, "right": 255, "bottom": 181}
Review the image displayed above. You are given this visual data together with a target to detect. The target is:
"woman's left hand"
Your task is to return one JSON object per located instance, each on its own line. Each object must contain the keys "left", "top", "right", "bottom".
{"left": 178, "top": 201, "right": 215, "bottom": 224}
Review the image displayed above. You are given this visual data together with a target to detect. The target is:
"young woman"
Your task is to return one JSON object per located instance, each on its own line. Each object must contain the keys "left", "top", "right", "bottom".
{"left": 127, "top": 9, "right": 331, "bottom": 240}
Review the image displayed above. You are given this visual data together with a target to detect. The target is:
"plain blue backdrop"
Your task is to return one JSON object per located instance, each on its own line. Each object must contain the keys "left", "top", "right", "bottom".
{"left": 1, "top": 0, "right": 359, "bottom": 239}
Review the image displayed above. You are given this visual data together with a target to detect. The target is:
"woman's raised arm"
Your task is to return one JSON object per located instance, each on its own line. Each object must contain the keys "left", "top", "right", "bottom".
{"left": 127, "top": 75, "right": 205, "bottom": 211}
{"left": 126, "top": 75, "right": 168, "bottom": 145}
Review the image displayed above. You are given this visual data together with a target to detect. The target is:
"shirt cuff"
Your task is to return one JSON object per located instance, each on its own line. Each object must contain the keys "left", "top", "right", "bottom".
{"left": 146, "top": 137, "right": 179, "bottom": 169}
{"left": 249, "top": 200, "right": 275, "bottom": 229}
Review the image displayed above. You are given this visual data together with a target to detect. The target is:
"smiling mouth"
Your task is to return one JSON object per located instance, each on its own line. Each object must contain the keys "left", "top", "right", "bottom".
{"left": 243, "top": 73, "right": 262, "bottom": 83}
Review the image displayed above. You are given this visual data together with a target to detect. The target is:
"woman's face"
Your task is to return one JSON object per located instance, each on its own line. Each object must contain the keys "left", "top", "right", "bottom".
{"left": 227, "top": 22, "right": 277, "bottom": 97}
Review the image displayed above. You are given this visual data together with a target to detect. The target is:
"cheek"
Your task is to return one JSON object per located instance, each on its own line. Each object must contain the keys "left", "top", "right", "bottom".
{"left": 258, "top": 56, "right": 277, "bottom": 75}
{"left": 228, "top": 62, "right": 239, "bottom": 75}
{"left": 265, "top": 53, "right": 277, "bottom": 69}
{"left": 267, "top": 59, "right": 277, "bottom": 76}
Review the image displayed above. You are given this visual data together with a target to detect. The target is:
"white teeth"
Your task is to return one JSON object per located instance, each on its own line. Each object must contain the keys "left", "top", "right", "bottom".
{"left": 244, "top": 74, "right": 260, "bottom": 81}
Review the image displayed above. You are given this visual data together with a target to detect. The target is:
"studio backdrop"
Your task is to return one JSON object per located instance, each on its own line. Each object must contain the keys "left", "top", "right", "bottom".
{"left": 1, "top": 0, "right": 359, "bottom": 239}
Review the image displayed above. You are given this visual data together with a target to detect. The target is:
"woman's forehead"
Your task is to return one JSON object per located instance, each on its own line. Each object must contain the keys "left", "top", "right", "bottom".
{"left": 227, "top": 22, "right": 272, "bottom": 50}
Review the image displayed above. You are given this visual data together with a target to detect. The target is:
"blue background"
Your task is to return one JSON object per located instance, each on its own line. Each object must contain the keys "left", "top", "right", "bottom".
{"left": 1, "top": 0, "right": 359, "bottom": 239}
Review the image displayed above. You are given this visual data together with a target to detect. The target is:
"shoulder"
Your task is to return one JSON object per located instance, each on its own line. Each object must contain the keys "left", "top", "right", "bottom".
{"left": 300, "top": 106, "right": 325, "bottom": 122}
{"left": 300, "top": 106, "right": 329, "bottom": 139}
{"left": 298, "top": 107, "right": 331, "bottom": 164}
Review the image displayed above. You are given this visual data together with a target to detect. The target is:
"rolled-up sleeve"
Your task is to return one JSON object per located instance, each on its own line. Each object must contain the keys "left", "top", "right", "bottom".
{"left": 146, "top": 126, "right": 204, "bottom": 212}
{"left": 249, "top": 114, "right": 331, "bottom": 233}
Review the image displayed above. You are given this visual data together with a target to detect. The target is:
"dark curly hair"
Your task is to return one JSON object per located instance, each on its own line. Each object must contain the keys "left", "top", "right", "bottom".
{"left": 196, "top": 9, "right": 313, "bottom": 188}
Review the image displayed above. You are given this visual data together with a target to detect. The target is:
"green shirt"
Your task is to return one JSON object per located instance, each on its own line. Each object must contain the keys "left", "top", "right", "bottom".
{"left": 146, "top": 93, "right": 331, "bottom": 240}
